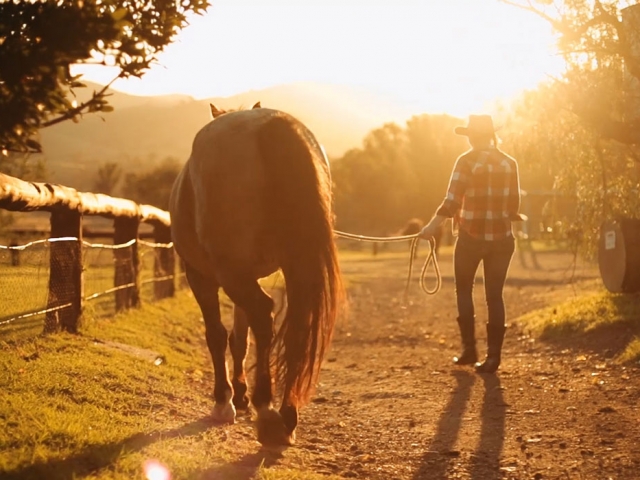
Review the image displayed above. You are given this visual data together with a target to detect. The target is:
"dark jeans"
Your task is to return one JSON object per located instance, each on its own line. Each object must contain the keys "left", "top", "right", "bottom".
{"left": 454, "top": 230, "right": 515, "bottom": 327}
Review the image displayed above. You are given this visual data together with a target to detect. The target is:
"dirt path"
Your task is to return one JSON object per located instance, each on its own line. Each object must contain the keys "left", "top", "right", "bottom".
{"left": 252, "top": 249, "right": 640, "bottom": 480}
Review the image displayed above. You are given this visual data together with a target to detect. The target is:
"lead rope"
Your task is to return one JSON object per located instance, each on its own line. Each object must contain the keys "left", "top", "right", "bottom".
{"left": 333, "top": 230, "right": 442, "bottom": 299}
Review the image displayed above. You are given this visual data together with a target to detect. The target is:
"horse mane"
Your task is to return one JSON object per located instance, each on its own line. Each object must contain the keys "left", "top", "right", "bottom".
{"left": 256, "top": 113, "right": 343, "bottom": 407}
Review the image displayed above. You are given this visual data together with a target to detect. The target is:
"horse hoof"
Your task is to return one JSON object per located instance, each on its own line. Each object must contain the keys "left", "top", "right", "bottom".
{"left": 211, "top": 401, "right": 236, "bottom": 424}
{"left": 233, "top": 394, "right": 250, "bottom": 411}
{"left": 255, "top": 407, "right": 296, "bottom": 446}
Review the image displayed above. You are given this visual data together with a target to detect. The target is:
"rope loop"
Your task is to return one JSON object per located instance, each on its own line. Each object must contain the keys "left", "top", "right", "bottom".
{"left": 334, "top": 230, "right": 442, "bottom": 298}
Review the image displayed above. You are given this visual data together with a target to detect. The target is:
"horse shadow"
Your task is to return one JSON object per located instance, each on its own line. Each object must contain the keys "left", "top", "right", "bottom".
{"left": 198, "top": 448, "right": 284, "bottom": 480}
{"left": 1, "top": 416, "right": 225, "bottom": 480}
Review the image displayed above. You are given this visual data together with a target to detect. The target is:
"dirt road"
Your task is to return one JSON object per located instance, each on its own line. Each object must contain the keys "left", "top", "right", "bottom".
{"left": 246, "top": 248, "right": 640, "bottom": 479}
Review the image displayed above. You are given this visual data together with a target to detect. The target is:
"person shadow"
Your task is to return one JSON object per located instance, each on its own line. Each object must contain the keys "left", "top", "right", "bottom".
{"left": 413, "top": 372, "right": 507, "bottom": 480}
{"left": 413, "top": 370, "right": 475, "bottom": 479}
{"left": 469, "top": 374, "right": 507, "bottom": 480}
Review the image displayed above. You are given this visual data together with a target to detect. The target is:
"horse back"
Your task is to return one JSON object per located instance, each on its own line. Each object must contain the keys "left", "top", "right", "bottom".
{"left": 170, "top": 108, "right": 325, "bottom": 278}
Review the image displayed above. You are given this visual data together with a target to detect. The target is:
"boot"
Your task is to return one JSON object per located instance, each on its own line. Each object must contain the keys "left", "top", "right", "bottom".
{"left": 475, "top": 323, "right": 506, "bottom": 374}
{"left": 453, "top": 316, "right": 478, "bottom": 365}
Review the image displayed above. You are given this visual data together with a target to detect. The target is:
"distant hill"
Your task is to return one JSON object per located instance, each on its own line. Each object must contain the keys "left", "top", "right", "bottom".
{"left": 36, "top": 82, "right": 418, "bottom": 190}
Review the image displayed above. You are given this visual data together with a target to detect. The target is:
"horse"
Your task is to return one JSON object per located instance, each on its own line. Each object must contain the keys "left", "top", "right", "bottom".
{"left": 169, "top": 102, "right": 344, "bottom": 446}
{"left": 399, "top": 217, "right": 444, "bottom": 257}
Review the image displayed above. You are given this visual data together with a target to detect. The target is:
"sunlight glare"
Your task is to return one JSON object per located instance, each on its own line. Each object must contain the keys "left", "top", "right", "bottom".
{"left": 72, "top": 0, "right": 564, "bottom": 116}
{"left": 143, "top": 459, "right": 171, "bottom": 480}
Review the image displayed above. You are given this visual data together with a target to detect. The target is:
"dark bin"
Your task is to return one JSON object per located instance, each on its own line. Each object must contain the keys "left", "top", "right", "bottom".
{"left": 598, "top": 219, "right": 640, "bottom": 293}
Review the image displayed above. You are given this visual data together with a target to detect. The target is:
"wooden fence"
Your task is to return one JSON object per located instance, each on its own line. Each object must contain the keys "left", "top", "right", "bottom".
{"left": 0, "top": 172, "right": 176, "bottom": 334}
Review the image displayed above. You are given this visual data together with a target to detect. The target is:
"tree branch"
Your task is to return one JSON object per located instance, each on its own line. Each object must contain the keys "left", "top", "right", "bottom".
{"left": 570, "top": 105, "right": 640, "bottom": 145}
{"left": 41, "top": 73, "right": 122, "bottom": 129}
{"left": 499, "top": 0, "right": 622, "bottom": 42}
{"left": 499, "top": 0, "right": 563, "bottom": 30}
{"left": 4, "top": 146, "right": 41, "bottom": 155}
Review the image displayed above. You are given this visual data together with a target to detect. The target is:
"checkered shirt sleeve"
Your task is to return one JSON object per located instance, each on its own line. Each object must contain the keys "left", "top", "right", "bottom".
{"left": 435, "top": 156, "right": 471, "bottom": 218}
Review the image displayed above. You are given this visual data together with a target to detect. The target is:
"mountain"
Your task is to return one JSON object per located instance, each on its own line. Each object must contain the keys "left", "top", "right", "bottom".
{"left": 37, "top": 81, "right": 419, "bottom": 190}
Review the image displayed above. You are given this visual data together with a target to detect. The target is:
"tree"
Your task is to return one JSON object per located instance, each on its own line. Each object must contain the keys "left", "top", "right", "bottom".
{"left": 500, "top": 0, "right": 640, "bottom": 144}
{"left": 331, "top": 115, "right": 468, "bottom": 234}
{"left": 93, "top": 161, "right": 123, "bottom": 196}
{"left": 122, "top": 157, "right": 181, "bottom": 210}
{"left": 0, "top": 0, "right": 210, "bottom": 155}
{"left": 498, "top": 1, "right": 640, "bottom": 254}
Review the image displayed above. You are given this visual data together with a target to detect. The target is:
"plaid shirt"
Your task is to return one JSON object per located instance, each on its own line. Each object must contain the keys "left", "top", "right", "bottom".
{"left": 436, "top": 147, "right": 523, "bottom": 241}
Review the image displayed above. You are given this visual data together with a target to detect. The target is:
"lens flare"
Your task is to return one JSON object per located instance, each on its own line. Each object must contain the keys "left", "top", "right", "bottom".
{"left": 143, "top": 459, "right": 171, "bottom": 480}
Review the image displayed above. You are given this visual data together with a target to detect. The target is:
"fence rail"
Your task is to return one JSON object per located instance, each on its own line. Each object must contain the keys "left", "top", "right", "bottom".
{"left": 0, "top": 172, "right": 177, "bottom": 334}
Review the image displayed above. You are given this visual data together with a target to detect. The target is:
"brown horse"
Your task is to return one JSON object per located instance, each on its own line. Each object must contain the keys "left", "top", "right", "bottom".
{"left": 169, "top": 103, "right": 343, "bottom": 445}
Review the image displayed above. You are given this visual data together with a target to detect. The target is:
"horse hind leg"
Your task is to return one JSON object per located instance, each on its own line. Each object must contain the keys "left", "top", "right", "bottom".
{"left": 185, "top": 264, "right": 235, "bottom": 424}
{"left": 221, "top": 272, "right": 293, "bottom": 446}
{"left": 229, "top": 306, "right": 250, "bottom": 410}
{"left": 279, "top": 383, "right": 299, "bottom": 444}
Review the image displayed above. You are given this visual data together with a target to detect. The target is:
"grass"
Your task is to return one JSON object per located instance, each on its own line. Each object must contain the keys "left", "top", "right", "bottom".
{"left": 0, "top": 245, "right": 409, "bottom": 479}
{"left": 0, "top": 241, "right": 605, "bottom": 479}
{"left": 517, "top": 289, "right": 640, "bottom": 363}
{"left": 0, "top": 290, "right": 343, "bottom": 480}
{"left": 0, "top": 240, "right": 176, "bottom": 341}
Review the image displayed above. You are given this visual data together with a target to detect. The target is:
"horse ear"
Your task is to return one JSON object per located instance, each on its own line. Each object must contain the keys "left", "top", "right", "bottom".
{"left": 252, "top": 101, "right": 261, "bottom": 109}
{"left": 210, "top": 103, "right": 224, "bottom": 119}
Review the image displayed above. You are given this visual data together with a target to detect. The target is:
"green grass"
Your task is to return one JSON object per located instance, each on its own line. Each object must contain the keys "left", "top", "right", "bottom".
{"left": 0, "top": 240, "right": 176, "bottom": 341}
{"left": 517, "top": 290, "right": 640, "bottom": 363}
{"left": 0, "top": 291, "right": 342, "bottom": 480}
{"left": 0, "top": 246, "right": 414, "bottom": 479}
{"left": 0, "top": 241, "right": 621, "bottom": 479}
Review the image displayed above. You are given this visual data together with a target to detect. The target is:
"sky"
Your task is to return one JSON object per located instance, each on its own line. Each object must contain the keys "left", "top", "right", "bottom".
{"left": 73, "top": 0, "right": 565, "bottom": 117}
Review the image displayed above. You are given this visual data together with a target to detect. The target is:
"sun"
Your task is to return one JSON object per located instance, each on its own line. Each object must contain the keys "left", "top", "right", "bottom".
{"left": 72, "top": 0, "right": 564, "bottom": 116}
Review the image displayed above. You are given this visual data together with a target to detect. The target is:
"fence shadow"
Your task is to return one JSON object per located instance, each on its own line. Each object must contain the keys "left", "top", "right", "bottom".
{"left": 412, "top": 370, "right": 475, "bottom": 480}
{"left": 1, "top": 416, "right": 217, "bottom": 480}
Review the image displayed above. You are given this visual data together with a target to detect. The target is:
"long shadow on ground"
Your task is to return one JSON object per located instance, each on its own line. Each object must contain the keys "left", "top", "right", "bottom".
{"left": 1, "top": 416, "right": 218, "bottom": 480}
{"left": 413, "top": 370, "right": 475, "bottom": 480}
{"left": 199, "top": 448, "right": 284, "bottom": 480}
{"left": 469, "top": 375, "right": 506, "bottom": 480}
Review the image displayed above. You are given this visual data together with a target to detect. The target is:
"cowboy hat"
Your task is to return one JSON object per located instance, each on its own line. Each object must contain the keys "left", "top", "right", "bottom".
{"left": 454, "top": 115, "right": 500, "bottom": 136}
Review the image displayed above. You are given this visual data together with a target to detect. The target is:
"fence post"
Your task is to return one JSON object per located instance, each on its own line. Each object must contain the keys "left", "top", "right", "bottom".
{"left": 153, "top": 224, "right": 175, "bottom": 299}
{"left": 9, "top": 240, "right": 20, "bottom": 266}
{"left": 114, "top": 216, "right": 140, "bottom": 311}
{"left": 45, "top": 209, "right": 83, "bottom": 333}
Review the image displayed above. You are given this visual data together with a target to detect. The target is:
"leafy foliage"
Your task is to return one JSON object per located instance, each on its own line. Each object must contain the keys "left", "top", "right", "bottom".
{"left": 0, "top": 0, "right": 210, "bottom": 155}
{"left": 499, "top": 0, "right": 640, "bottom": 254}
{"left": 93, "top": 161, "right": 123, "bottom": 195}
{"left": 331, "top": 115, "right": 468, "bottom": 234}
{"left": 121, "top": 157, "right": 181, "bottom": 209}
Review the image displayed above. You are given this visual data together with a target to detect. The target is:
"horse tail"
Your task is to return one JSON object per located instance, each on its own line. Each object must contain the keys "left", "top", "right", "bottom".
{"left": 257, "top": 114, "right": 344, "bottom": 407}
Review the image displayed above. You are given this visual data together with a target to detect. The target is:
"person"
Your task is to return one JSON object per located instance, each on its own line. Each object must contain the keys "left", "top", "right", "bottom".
{"left": 419, "top": 115, "right": 526, "bottom": 374}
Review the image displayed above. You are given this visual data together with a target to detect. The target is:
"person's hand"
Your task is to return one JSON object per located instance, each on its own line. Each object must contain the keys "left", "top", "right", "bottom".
{"left": 419, "top": 223, "right": 439, "bottom": 240}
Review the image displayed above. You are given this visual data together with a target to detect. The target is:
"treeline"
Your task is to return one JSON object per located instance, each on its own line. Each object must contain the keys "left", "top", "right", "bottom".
{"left": 9, "top": 76, "right": 639, "bottom": 260}
{"left": 498, "top": 81, "right": 640, "bottom": 256}
{"left": 92, "top": 156, "right": 181, "bottom": 210}
{"left": 330, "top": 115, "right": 469, "bottom": 235}
{"left": 329, "top": 111, "right": 565, "bottom": 236}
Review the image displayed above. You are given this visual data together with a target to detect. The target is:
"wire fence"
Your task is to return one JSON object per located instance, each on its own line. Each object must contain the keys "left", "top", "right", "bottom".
{"left": 0, "top": 237, "right": 185, "bottom": 341}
